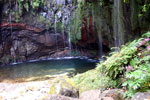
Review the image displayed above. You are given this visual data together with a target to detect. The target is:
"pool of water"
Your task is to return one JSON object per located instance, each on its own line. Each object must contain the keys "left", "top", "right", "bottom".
{"left": 0, "top": 57, "right": 97, "bottom": 82}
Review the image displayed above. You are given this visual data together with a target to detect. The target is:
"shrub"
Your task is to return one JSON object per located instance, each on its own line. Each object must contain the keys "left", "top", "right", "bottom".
{"left": 97, "top": 32, "right": 150, "bottom": 98}
{"left": 97, "top": 40, "right": 138, "bottom": 79}
{"left": 122, "top": 32, "right": 150, "bottom": 98}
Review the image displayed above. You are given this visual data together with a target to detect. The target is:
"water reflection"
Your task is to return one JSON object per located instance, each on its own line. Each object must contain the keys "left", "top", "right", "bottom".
{"left": 0, "top": 58, "right": 97, "bottom": 82}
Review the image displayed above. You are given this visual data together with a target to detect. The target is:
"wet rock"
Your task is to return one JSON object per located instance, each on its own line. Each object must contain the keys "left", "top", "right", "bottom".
{"left": 131, "top": 92, "right": 150, "bottom": 100}
{"left": 50, "top": 49, "right": 71, "bottom": 57}
{"left": 49, "top": 77, "right": 79, "bottom": 98}
{"left": 15, "top": 40, "right": 38, "bottom": 56}
{"left": 36, "top": 33, "right": 62, "bottom": 47}
{"left": 25, "top": 41, "right": 38, "bottom": 55}
{"left": 4, "top": 29, "right": 66, "bottom": 63}
{"left": 101, "top": 89, "right": 124, "bottom": 100}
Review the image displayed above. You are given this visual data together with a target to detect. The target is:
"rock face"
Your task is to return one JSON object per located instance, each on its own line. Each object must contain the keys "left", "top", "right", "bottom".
{"left": 0, "top": 28, "right": 70, "bottom": 65}
{"left": 0, "top": 0, "right": 77, "bottom": 65}
{"left": 0, "top": 0, "right": 101, "bottom": 65}
{"left": 131, "top": 92, "right": 150, "bottom": 100}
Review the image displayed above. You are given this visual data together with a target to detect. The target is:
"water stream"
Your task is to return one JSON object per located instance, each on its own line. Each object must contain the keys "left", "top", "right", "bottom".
{"left": 92, "top": 1, "right": 103, "bottom": 57}
{"left": 113, "top": 0, "right": 124, "bottom": 47}
{"left": 54, "top": 14, "right": 59, "bottom": 51}
{"left": 66, "top": 11, "right": 72, "bottom": 50}
{"left": 62, "top": 16, "right": 66, "bottom": 47}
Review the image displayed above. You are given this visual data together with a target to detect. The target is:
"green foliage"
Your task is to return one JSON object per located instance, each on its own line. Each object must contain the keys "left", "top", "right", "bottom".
{"left": 122, "top": 32, "right": 150, "bottom": 98}
{"left": 97, "top": 32, "right": 150, "bottom": 98}
{"left": 123, "top": 60, "right": 150, "bottom": 98}
{"left": 97, "top": 31, "right": 150, "bottom": 98}
{"left": 97, "top": 40, "right": 138, "bottom": 79}
{"left": 70, "top": 5, "right": 82, "bottom": 43}
{"left": 73, "top": 69, "right": 116, "bottom": 93}
{"left": 72, "top": 32, "right": 150, "bottom": 96}
{"left": 123, "top": 0, "right": 130, "bottom": 3}
{"left": 142, "top": 31, "right": 150, "bottom": 38}
{"left": 16, "top": 0, "right": 44, "bottom": 16}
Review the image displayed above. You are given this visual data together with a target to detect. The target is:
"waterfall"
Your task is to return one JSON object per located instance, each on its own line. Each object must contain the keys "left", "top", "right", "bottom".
{"left": 53, "top": 1, "right": 73, "bottom": 52}
{"left": 9, "top": 1, "right": 12, "bottom": 35}
{"left": 9, "top": 12, "right": 13, "bottom": 38}
{"left": 67, "top": 11, "right": 72, "bottom": 50}
{"left": 130, "top": 0, "right": 138, "bottom": 31}
{"left": 62, "top": 16, "right": 66, "bottom": 47}
{"left": 92, "top": 1, "right": 103, "bottom": 57}
{"left": 113, "top": 0, "right": 124, "bottom": 47}
{"left": 68, "top": 25, "right": 72, "bottom": 50}
{"left": 54, "top": 14, "right": 58, "bottom": 51}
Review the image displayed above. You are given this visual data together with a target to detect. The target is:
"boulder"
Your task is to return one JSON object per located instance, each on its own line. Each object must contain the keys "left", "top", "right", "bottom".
{"left": 101, "top": 89, "right": 124, "bottom": 100}
{"left": 44, "top": 94, "right": 79, "bottom": 100}
{"left": 131, "top": 92, "right": 150, "bottom": 100}
{"left": 49, "top": 77, "right": 79, "bottom": 98}
{"left": 101, "top": 97, "right": 115, "bottom": 100}
{"left": 80, "top": 89, "right": 100, "bottom": 100}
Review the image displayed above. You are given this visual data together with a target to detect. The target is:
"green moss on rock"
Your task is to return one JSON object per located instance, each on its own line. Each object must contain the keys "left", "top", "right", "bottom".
{"left": 49, "top": 76, "right": 79, "bottom": 98}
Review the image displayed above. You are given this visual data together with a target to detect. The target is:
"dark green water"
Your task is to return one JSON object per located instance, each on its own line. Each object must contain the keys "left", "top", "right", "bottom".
{"left": 0, "top": 57, "right": 97, "bottom": 82}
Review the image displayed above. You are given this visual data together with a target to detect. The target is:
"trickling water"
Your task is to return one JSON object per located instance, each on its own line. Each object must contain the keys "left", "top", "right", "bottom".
{"left": 98, "top": 32, "right": 103, "bottom": 57}
{"left": 67, "top": 12, "right": 72, "bottom": 50}
{"left": 9, "top": 13, "right": 12, "bottom": 34}
{"left": 68, "top": 25, "right": 71, "bottom": 50}
{"left": 62, "top": 16, "right": 66, "bottom": 47}
{"left": 9, "top": 1, "right": 12, "bottom": 35}
{"left": 92, "top": 1, "right": 103, "bottom": 57}
{"left": 113, "top": 0, "right": 124, "bottom": 47}
{"left": 130, "top": 0, "right": 138, "bottom": 31}
{"left": 54, "top": 14, "right": 58, "bottom": 51}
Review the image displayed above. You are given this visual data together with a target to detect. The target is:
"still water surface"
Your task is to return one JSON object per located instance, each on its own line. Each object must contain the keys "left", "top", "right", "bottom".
{"left": 0, "top": 57, "right": 97, "bottom": 82}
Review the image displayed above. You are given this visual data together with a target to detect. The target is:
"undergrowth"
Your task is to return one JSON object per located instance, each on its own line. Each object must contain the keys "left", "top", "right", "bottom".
{"left": 73, "top": 69, "right": 116, "bottom": 93}
{"left": 73, "top": 32, "right": 150, "bottom": 98}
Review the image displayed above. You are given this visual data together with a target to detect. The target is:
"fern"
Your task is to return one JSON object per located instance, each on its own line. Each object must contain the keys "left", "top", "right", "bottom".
{"left": 97, "top": 40, "right": 138, "bottom": 79}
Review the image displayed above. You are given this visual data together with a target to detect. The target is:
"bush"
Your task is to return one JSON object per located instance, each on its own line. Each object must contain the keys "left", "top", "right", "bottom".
{"left": 122, "top": 32, "right": 150, "bottom": 98}
{"left": 97, "top": 32, "right": 150, "bottom": 98}
{"left": 97, "top": 40, "right": 138, "bottom": 79}
{"left": 73, "top": 32, "right": 150, "bottom": 98}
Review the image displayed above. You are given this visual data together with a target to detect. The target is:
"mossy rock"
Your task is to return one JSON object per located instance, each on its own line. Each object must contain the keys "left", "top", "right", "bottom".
{"left": 49, "top": 76, "right": 79, "bottom": 98}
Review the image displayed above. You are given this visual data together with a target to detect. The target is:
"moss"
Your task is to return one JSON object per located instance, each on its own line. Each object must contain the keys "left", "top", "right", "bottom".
{"left": 73, "top": 69, "right": 116, "bottom": 93}
{"left": 49, "top": 76, "right": 77, "bottom": 95}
